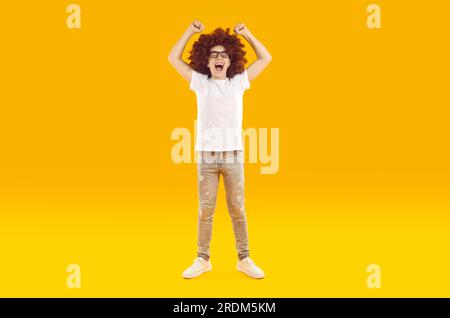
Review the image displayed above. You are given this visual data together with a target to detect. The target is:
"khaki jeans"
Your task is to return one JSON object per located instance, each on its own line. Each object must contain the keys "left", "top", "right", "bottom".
{"left": 197, "top": 150, "right": 249, "bottom": 261}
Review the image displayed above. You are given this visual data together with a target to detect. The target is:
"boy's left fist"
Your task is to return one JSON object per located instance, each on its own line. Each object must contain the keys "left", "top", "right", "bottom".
{"left": 234, "top": 23, "right": 250, "bottom": 36}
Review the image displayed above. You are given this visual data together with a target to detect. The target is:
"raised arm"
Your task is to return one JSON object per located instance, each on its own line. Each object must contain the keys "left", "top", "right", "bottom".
{"left": 234, "top": 23, "right": 272, "bottom": 81}
{"left": 168, "top": 21, "right": 204, "bottom": 82}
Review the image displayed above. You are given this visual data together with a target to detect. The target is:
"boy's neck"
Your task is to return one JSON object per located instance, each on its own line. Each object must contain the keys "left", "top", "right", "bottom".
{"left": 211, "top": 75, "right": 227, "bottom": 80}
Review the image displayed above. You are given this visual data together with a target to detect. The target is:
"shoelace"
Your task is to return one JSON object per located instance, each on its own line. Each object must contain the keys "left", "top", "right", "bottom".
{"left": 193, "top": 258, "right": 207, "bottom": 268}
{"left": 242, "top": 258, "right": 254, "bottom": 266}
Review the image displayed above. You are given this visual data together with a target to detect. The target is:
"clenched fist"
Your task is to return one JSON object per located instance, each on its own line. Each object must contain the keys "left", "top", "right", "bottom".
{"left": 188, "top": 20, "right": 205, "bottom": 34}
{"left": 234, "top": 23, "right": 250, "bottom": 37}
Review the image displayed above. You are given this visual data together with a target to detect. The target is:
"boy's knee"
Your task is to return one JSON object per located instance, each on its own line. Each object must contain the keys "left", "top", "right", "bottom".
{"left": 199, "top": 205, "right": 215, "bottom": 220}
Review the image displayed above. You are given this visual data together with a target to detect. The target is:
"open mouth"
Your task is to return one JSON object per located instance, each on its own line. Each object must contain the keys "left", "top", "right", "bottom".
{"left": 214, "top": 62, "right": 224, "bottom": 71}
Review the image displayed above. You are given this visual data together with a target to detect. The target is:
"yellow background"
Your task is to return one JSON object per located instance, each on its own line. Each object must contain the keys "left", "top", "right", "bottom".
{"left": 0, "top": 0, "right": 449, "bottom": 297}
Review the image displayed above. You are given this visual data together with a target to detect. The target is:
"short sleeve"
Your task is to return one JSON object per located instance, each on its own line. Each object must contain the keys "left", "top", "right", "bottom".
{"left": 190, "top": 70, "right": 208, "bottom": 92}
{"left": 232, "top": 69, "right": 251, "bottom": 91}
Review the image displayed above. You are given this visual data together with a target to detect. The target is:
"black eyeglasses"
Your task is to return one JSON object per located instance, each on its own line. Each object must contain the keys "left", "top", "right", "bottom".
{"left": 209, "top": 51, "right": 229, "bottom": 58}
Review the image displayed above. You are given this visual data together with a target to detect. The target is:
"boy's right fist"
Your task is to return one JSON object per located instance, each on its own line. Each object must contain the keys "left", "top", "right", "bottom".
{"left": 188, "top": 20, "right": 204, "bottom": 33}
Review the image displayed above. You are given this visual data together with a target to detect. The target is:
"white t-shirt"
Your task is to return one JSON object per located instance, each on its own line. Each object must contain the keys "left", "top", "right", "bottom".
{"left": 190, "top": 69, "right": 250, "bottom": 151}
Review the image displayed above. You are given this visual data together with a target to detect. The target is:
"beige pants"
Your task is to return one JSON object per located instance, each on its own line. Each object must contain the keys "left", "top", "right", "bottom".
{"left": 197, "top": 150, "right": 249, "bottom": 261}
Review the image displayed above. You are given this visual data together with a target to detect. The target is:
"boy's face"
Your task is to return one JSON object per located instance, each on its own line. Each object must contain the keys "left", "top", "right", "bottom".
{"left": 207, "top": 45, "right": 231, "bottom": 79}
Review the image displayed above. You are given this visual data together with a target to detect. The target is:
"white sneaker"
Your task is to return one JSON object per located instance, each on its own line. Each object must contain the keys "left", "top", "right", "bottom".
{"left": 182, "top": 257, "right": 212, "bottom": 279}
{"left": 237, "top": 257, "right": 265, "bottom": 279}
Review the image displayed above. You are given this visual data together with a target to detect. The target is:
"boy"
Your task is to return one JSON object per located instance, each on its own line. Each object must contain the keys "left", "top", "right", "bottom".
{"left": 168, "top": 21, "right": 272, "bottom": 279}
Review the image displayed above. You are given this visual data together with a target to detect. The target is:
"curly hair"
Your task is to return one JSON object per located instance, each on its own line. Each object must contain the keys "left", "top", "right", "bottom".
{"left": 188, "top": 27, "right": 247, "bottom": 79}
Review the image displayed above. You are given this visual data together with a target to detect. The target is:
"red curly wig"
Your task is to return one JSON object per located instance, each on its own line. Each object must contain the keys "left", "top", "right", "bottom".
{"left": 188, "top": 27, "right": 247, "bottom": 79}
